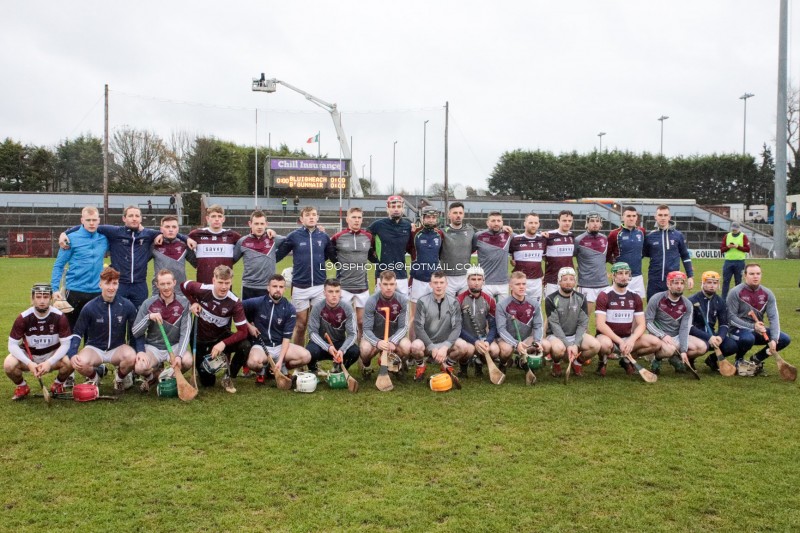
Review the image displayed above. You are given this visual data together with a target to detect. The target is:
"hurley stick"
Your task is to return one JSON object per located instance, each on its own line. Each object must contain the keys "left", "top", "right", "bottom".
{"left": 324, "top": 332, "right": 359, "bottom": 393}
{"left": 255, "top": 336, "right": 293, "bottom": 390}
{"left": 748, "top": 310, "right": 797, "bottom": 381}
{"left": 23, "top": 338, "right": 50, "bottom": 406}
{"left": 693, "top": 302, "right": 735, "bottom": 377}
{"left": 462, "top": 302, "right": 505, "bottom": 385}
{"left": 512, "top": 317, "right": 536, "bottom": 385}
{"left": 375, "top": 307, "right": 394, "bottom": 392}
{"left": 623, "top": 352, "right": 658, "bottom": 383}
{"left": 157, "top": 322, "right": 197, "bottom": 402}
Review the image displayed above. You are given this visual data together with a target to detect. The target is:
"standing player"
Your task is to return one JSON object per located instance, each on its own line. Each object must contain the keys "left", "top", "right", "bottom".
{"left": 409, "top": 271, "right": 462, "bottom": 381}
{"left": 60, "top": 205, "right": 180, "bottom": 309}
{"left": 306, "top": 279, "right": 360, "bottom": 372}
{"left": 132, "top": 270, "right": 193, "bottom": 391}
{"left": 5, "top": 284, "right": 72, "bottom": 400}
{"left": 543, "top": 210, "right": 575, "bottom": 297}
{"left": 151, "top": 215, "right": 195, "bottom": 297}
{"left": 182, "top": 265, "right": 249, "bottom": 389}
{"left": 595, "top": 263, "right": 661, "bottom": 376}
{"left": 368, "top": 195, "right": 412, "bottom": 295}
{"left": 643, "top": 204, "right": 694, "bottom": 300}
{"left": 544, "top": 267, "right": 601, "bottom": 377}
{"left": 474, "top": 211, "right": 513, "bottom": 300}
{"left": 688, "top": 271, "right": 738, "bottom": 372}
{"left": 495, "top": 272, "right": 550, "bottom": 372}
{"left": 645, "top": 272, "right": 708, "bottom": 374}
{"left": 606, "top": 206, "right": 646, "bottom": 298}
{"left": 453, "top": 266, "right": 499, "bottom": 377}
{"left": 573, "top": 212, "right": 609, "bottom": 310}
{"left": 276, "top": 206, "right": 335, "bottom": 345}
{"left": 51, "top": 206, "right": 108, "bottom": 330}
{"left": 440, "top": 202, "right": 477, "bottom": 297}
{"left": 189, "top": 204, "right": 242, "bottom": 285}
{"left": 234, "top": 210, "right": 285, "bottom": 300}
{"left": 509, "top": 213, "right": 546, "bottom": 306}
{"left": 68, "top": 268, "right": 139, "bottom": 392}
{"left": 329, "top": 207, "right": 372, "bottom": 338}
{"left": 407, "top": 206, "right": 444, "bottom": 338}
{"left": 720, "top": 222, "right": 750, "bottom": 299}
{"left": 359, "top": 271, "right": 412, "bottom": 376}
{"left": 244, "top": 274, "right": 311, "bottom": 383}
{"left": 727, "top": 263, "right": 792, "bottom": 374}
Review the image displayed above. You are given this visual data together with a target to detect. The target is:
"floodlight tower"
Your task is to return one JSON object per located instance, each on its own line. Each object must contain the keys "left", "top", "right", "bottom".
{"left": 252, "top": 73, "right": 363, "bottom": 197}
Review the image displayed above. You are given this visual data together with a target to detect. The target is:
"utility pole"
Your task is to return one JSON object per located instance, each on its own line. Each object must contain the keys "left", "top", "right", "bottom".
{"left": 774, "top": 0, "right": 788, "bottom": 258}
{"left": 443, "top": 102, "right": 449, "bottom": 211}
{"left": 598, "top": 131, "right": 606, "bottom": 152}
{"left": 658, "top": 115, "right": 669, "bottom": 156}
{"left": 423, "top": 119, "right": 429, "bottom": 196}
{"left": 103, "top": 84, "right": 109, "bottom": 224}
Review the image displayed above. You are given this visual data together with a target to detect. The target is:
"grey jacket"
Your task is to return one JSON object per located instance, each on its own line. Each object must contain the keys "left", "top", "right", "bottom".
{"left": 414, "top": 292, "right": 462, "bottom": 349}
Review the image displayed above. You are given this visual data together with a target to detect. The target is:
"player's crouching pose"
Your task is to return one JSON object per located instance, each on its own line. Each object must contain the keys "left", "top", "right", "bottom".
{"left": 645, "top": 271, "right": 708, "bottom": 375}
{"left": 132, "top": 270, "right": 193, "bottom": 391}
{"left": 244, "top": 275, "right": 310, "bottom": 384}
{"left": 495, "top": 272, "right": 550, "bottom": 374}
{"left": 68, "top": 268, "right": 139, "bottom": 392}
{"left": 359, "top": 271, "right": 411, "bottom": 376}
{"left": 410, "top": 270, "right": 462, "bottom": 381}
{"left": 544, "top": 267, "right": 600, "bottom": 377}
{"left": 6, "top": 284, "right": 73, "bottom": 400}
{"left": 452, "top": 266, "right": 499, "bottom": 377}
{"left": 306, "top": 279, "right": 360, "bottom": 373}
{"left": 595, "top": 263, "right": 660, "bottom": 376}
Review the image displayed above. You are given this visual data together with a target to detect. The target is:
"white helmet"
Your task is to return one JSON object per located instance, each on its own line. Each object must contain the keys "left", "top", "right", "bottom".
{"left": 557, "top": 267, "right": 577, "bottom": 284}
{"left": 294, "top": 371, "right": 318, "bottom": 393}
{"left": 466, "top": 265, "right": 485, "bottom": 278}
{"left": 282, "top": 267, "right": 294, "bottom": 288}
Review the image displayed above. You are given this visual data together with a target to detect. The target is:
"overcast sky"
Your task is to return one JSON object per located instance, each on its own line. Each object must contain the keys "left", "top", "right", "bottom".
{"left": 2, "top": 0, "right": 799, "bottom": 195}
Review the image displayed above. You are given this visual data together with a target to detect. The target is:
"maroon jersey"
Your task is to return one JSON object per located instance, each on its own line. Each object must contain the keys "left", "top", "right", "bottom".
{"left": 509, "top": 233, "right": 545, "bottom": 279}
{"left": 9, "top": 307, "right": 71, "bottom": 357}
{"left": 543, "top": 231, "right": 574, "bottom": 285}
{"left": 188, "top": 227, "right": 242, "bottom": 284}
{"left": 595, "top": 288, "right": 643, "bottom": 338}
{"left": 181, "top": 281, "right": 247, "bottom": 344}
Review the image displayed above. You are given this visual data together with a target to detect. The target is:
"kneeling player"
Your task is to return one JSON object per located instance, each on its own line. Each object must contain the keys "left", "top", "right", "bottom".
{"left": 545, "top": 267, "right": 600, "bottom": 377}
{"left": 306, "top": 279, "right": 360, "bottom": 372}
{"left": 359, "top": 271, "right": 411, "bottom": 376}
{"left": 5, "top": 284, "right": 72, "bottom": 400}
{"left": 496, "top": 272, "right": 550, "bottom": 373}
{"left": 409, "top": 270, "right": 462, "bottom": 381}
{"left": 689, "top": 271, "right": 738, "bottom": 372}
{"left": 132, "top": 270, "right": 193, "bottom": 391}
{"left": 645, "top": 271, "right": 707, "bottom": 374}
{"left": 595, "top": 263, "right": 661, "bottom": 376}
{"left": 244, "top": 274, "right": 310, "bottom": 383}
{"left": 68, "top": 268, "right": 138, "bottom": 392}
{"left": 453, "top": 266, "right": 499, "bottom": 377}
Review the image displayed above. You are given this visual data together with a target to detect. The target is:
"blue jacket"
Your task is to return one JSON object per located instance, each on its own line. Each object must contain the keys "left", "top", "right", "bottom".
{"left": 51, "top": 227, "right": 108, "bottom": 293}
{"left": 368, "top": 217, "right": 412, "bottom": 280}
{"left": 243, "top": 296, "right": 297, "bottom": 347}
{"left": 67, "top": 225, "right": 163, "bottom": 285}
{"left": 688, "top": 291, "right": 729, "bottom": 339}
{"left": 276, "top": 227, "right": 334, "bottom": 289}
{"left": 643, "top": 226, "right": 693, "bottom": 284}
{"left": 408, "top": 227, "right": 444, "bottom": 282}
{"left": 607, "top": 226, "right": 645, "bottom": 277}
{"left": 68, "top": 295, "right": 141, "bottom": 355}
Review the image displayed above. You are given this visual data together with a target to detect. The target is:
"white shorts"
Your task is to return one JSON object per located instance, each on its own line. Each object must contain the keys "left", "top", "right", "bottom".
{"left": 409, "top": 279, "right": 433, "bottom": 303}
{"left": 482, "top": 283, "right": 509, "bottom": 299}
{"left": 83, "top": 345, "right": 126, "bottom": 364}
{"left": 291, "top": 285, "right": 325, "bottom": 312}
{"left": 525, "top": 278, "right": 543, "bottom": 306}
{"left": 251, "top": 343, "right": 282, "bottom": 360}
{"left": 628, "top": 275, "right": 646, "bottom": 299}
{"left": 340, "top": 289, "right": 370, "bottom": 308}
{"left": 544, "top": 283, "right": 560, "bottom": 297}
{"left": 144, "top": 344, "right": 171, "bottom": 364}
{"left": 547, "top": 334, "right": 577, "bottom": 346}
{"left": 578, "top": 286, "right": 607, "bottom": 303}
{"left": 374, "top": 280, "right": 409, "bottom": 296}
{"left": 446, "top": 275, "right": 467, "bottom": 297}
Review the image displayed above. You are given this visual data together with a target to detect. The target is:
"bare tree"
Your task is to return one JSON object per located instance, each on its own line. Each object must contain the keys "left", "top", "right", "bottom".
{"left": 165, "top": 130, "right": 196, "bottom": 190}
{"left": 110, "top": 127, "right": 174, "bottom": 192}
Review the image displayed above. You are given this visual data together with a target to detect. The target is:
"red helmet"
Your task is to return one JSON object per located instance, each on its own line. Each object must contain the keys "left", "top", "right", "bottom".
{"left": 386, "top": 195, "right": 404, "bottom": 206}
{"left": 73, "top": 383, "right": 99, "bottom": 402}
{"left": 666, "top": 271, "right": 687, "bottom": 283}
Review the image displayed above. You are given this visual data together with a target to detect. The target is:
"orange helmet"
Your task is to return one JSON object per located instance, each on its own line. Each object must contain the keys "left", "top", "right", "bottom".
{"left": 429, "top": 373, "right": 453, "bottom": 392}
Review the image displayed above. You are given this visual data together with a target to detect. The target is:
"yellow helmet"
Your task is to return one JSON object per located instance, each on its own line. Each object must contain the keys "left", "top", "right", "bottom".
{"left": 429, "top": 373, "right": 453, "bottom": 392}
{"left": 701, "top": 271, "right": 720, "bottom": 283}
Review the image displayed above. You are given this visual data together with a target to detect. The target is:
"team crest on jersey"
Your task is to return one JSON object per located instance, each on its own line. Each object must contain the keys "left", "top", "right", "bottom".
{"left": 117, "top": 316, "right": 123, "bottom": 324}
{"left": 276, "top": 318, "right": 283, "bottom": 325}
{"left": 212, "top": 236, "right": 218, "bottom": 241}
{"left": 317, "top": 240, "right": 323, "bottom": 247}
{"left": 221, "top": 308, "right": 229, "bottom": 314}
{"left": 670, "top": 239, "right": 675, "bottom": 246}
{"left": 49, "top": 324, "right": 55, "bottom": 333}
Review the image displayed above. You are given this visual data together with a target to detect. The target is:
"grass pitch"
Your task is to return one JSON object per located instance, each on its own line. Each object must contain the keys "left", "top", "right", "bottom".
{"left": 1, "top": 258, "right": 799, "bottom": 532}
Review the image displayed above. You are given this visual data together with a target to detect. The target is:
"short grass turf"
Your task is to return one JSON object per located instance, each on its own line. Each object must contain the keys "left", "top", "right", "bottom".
{"left": 1, "top": 257, "right": 799, "bottom": 532}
